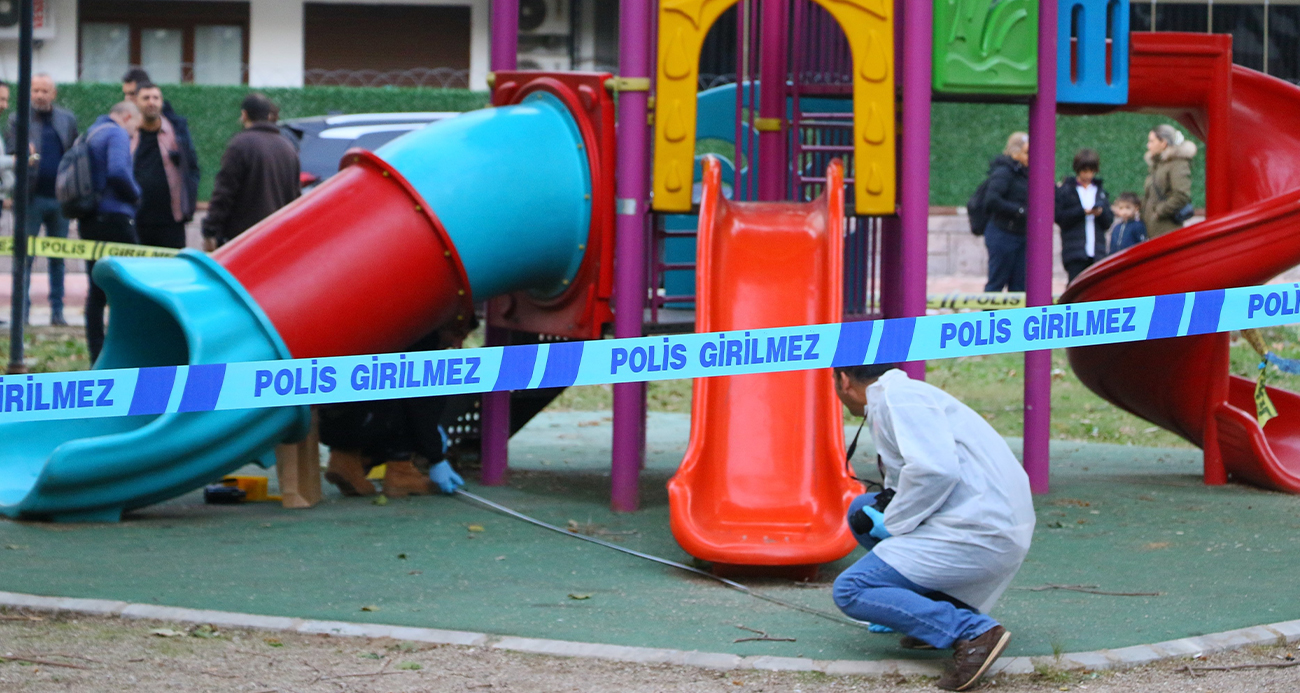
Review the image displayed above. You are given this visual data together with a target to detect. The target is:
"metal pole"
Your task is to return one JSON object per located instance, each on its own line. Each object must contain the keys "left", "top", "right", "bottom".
{"left": 757, "top": 0, "right": 789, "bottom": 201}
{"left": 611, "top": 0, "right": 653, "bottom": 512}
{"left": 490, "top": 0, "right": 519, "bottom": 72}
{"left": 898, "top": 0, "right": 931, "bottom": 380}
{"left": 1024, "top": 0, "right": 1058, "bottom": 494}
{"left": 6, "top": 0, "right": 33, "bottom": 375}
{"left": 479, "top": 0, "right": 519, "bottom": 486}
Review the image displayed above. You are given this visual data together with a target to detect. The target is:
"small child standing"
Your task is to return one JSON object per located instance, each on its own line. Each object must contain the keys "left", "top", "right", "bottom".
{"left": 1107, "top": 192, "right": 1148, "bottom": 254}
{"left": 1055, "top": 149, "right": 1115, "bottom": 282}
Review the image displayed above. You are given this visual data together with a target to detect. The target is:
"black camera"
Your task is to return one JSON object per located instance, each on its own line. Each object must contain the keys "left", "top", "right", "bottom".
{"left": 848, "top": 489, "right": 895, "bottom": 535}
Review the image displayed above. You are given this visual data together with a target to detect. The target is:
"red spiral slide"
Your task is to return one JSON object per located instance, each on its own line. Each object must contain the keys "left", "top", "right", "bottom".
{"left": 1063, "top": 33, "right": 1300, "bottom": 492}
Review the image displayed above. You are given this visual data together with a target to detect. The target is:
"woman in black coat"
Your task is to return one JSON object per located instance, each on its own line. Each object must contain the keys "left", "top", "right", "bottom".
{"left": 1054, "top": 149, "right": 1114, "bottom": 282}
{"left": 982, "top": 132, "right": 1030, "bottom": 292}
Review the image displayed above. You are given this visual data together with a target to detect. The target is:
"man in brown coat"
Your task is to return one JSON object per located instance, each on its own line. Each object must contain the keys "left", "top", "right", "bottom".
{"left": 202, "top": 93, "right": 299, "bottom": 249}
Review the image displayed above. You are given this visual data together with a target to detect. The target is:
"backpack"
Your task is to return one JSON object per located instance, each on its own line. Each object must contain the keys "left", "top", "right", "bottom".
{"left": 55, "top": 124, "right": 111, "bottom": 220}
{"left": 967, "top": 177, "right": 992, "bottom": 236}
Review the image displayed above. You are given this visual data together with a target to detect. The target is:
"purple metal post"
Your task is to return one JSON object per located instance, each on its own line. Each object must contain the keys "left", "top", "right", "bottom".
{"left": 479, "top": 0, "right": 519, "bottom": 487}
{"left": 1024, "top": 0, "right": 1058, "bottom": 494}
{"left": 758, "top": 0, "right": 790, "bottom": 200}
{"left": 490, "top": 0, "right": 518, "bottom": 71}
{"left": 898, "top": 0, "right": 931, "bottom": 380}
{"left": 610, "top": 0, "right": 654, "bottom": 512}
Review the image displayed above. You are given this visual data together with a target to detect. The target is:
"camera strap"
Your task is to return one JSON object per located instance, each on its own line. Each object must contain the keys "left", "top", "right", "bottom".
{"left": 844, "top": 416, "right": 883, "bottom": 490}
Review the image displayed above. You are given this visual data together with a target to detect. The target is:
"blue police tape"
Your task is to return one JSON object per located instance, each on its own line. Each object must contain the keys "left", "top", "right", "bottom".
{"left": 3, "top": 284, "right": 1300, "bottom": 424}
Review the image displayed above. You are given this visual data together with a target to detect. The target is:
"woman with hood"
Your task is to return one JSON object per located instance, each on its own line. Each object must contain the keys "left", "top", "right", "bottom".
{"left": 982, "top": 132, "right": 1030, "bottom": 292}
{"left": 1141, "top": 124, "right": 1197, "bottom": 238}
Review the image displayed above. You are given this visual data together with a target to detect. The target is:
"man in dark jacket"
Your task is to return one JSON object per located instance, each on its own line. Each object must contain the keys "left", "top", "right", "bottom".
{"left": 982, "top": 132, "right": 1030, "bottom": 292}
{"left": 131, "top": 82, "right": 199, "bottom": 249}
{"left": 202, "top": 93, "right": 299, "bottom": 249}
{"left": 83, "top": 101, "right": 143, "bottom": 363}
{"left": 6, "top": 73, "right": 78, "bottom": 325}
{"left": 1054, "top": 149, "right": 1115, "bottom": 282}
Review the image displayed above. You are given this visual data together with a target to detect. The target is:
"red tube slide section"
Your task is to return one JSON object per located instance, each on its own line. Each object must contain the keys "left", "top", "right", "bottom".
{"left": 668, "top": 157, "right": 864, "bottom": 568}
{"left": 213, "top": 151, "right": 473, "bottom": 359}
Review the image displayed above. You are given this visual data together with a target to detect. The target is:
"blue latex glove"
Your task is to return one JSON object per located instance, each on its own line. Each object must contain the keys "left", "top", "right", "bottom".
{"left": 429, "top": 460, "right": 464, "bottom": 495}
{"left": 862, "top": 505, "right": 891, "bottom": 540}
{"left": 868, "top": 623, "right": 895, "bottom": 633}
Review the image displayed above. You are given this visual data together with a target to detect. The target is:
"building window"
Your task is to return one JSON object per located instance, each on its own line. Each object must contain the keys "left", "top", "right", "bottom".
{"left": 79, "top": 1, "right": 249, "bottom": 85}
{"left": 304, "top": 4, "right": 471, "bottom": 88}
{"left": 79, "top": 22, "right": 130, "bottom": 83}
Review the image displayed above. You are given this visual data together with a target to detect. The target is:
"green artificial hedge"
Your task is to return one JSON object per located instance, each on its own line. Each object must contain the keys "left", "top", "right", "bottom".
{"left": 23, "top": 82, "right": 490, "bottom": 200}
{"left": 11, "top": 82, "right": 1201, "bottom": 207}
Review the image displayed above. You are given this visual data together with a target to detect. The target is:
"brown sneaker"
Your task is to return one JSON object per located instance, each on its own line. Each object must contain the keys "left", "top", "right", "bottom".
{"left": 324, "top": 449, "right": 377, "bottom": 497}
{"left": 900, "top": 635, "right": 937, "bottom": 650}
{"left": 935, "top": 625, "right": 1010, "bottom": 691}
{"left": 382, "top": 458, "right": 434, "bottom": 498}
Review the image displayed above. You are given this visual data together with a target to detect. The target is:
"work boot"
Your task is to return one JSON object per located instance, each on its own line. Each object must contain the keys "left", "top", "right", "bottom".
{"left": 899, "top": 635, "right": 937, "bottom": 650}
{"left": 935, "top": 625, "right": 1011, "bottom": 691}
{"left": 382, "top": 458, "right": 434, "bottom": 498}
{"left": 324, "top": 449, "right": 377, "bottom": 497}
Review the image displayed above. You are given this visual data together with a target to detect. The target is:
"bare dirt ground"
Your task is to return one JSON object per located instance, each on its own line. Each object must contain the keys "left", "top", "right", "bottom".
{"left": 2, "top": 611, "right": 1298, "bottom": 692}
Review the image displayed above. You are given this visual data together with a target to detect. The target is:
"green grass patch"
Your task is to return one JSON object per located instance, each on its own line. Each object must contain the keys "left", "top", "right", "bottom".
{"left": 0, "top": 326, "right": 91, "bottom": 373}
{"left": 548, "top": 338, "right": 1300, "bottom": 449}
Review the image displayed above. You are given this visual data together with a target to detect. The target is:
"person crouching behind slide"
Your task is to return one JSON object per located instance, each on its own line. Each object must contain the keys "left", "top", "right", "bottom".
{"left": 831, "top": 363, "right": 1035, "bottom": 691}
{"left": 319, "top": 327, "right": 468, "bottom": 498}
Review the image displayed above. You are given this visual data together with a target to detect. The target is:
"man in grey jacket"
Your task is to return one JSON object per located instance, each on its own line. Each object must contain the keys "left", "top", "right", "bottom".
{"left": 6, "top": 74, "right": 79, "bottom": 325}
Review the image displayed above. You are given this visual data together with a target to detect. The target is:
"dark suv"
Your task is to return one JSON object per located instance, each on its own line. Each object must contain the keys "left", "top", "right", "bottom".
{"left": 279, "top": 112, "right": 458, "bottom": 191}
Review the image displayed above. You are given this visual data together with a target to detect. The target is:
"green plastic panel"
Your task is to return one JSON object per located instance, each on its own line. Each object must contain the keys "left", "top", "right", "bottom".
{"left": 933, "top": 0, "right": 1039, "bottom": 96}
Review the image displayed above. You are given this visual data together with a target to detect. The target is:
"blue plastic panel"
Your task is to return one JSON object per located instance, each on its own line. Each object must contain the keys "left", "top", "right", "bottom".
{"left": 1057, "top": 0, "right": 1130, "bottom": 105}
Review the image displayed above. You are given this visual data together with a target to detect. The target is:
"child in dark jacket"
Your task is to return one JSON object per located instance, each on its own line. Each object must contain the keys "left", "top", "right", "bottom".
{"left": 1107, "top": 191, "right": 1147, "bottom": 254}
{"left": 1055, "top": 148, "right": 1114, "bottom": 282}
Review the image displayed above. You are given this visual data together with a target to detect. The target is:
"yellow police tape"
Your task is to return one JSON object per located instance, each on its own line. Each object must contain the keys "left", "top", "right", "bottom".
{"left": 926, "top": 292, "right": 1041, "bottom": 310}
{"left": 0, "top": 235, "right": 180, "bottom": 261}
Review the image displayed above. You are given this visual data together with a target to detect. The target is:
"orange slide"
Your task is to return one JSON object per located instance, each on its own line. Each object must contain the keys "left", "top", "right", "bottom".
{"left": 668, "top": 157, "right": 864, "bottom": 569}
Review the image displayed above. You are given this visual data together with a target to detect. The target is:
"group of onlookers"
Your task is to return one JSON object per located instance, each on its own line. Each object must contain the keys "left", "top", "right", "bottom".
{"left": 3, "top": 70, "right": 300, "bottom": 363}
{"left": 980, "top": 123, "right": 1196, "bottom": 291}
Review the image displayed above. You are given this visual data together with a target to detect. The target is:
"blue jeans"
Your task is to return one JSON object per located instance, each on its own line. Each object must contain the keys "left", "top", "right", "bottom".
{"left": 834, "top": 494, "right": 1000, "bottom": 649}
{"left": 983, "top": 221, "right": 1026, "bottom": 292}
{"left": 23, "top": 195, "right": 69, "bottom": 318}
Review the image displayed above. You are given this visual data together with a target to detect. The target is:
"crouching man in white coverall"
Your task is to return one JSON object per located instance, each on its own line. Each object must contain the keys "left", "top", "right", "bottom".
{"left": 831, "top": 363, "right": 1035, "bottom": 691}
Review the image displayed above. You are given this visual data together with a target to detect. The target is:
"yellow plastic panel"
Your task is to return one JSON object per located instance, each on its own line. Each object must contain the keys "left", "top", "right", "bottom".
{"left": 653, "top": 0, "right": 741, "bottom": 212}
{"left": 816, "top": 0, "right": 895, "bottom": 215}
{"left": 651, "top": 0, "right": 895, "bottom": 215}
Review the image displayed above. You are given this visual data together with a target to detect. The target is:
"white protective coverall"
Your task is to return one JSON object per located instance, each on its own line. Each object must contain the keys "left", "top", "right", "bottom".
{"left": 867, "top": 370, "right": 1036, "bottom": 613}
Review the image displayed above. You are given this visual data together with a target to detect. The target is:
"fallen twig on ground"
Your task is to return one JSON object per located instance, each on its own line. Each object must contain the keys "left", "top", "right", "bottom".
{"left": 1189, "top": 661, "right": 1300, "bottom": 672}
{"left": 733, "top": 625, "right": 797, "bottom": 644}
{"left": 1013, "top": 583, "right": 1162, "bottom": 597}
{"left": 0, "top": 615, "right": 44, "bottom": 621}
{"left": 0, "top": 654, "right": 90, "bottom": 669}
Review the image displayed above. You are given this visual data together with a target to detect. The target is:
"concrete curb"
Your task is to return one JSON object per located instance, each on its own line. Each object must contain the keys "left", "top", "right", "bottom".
{"left": 1, "top": 590, "right": 1296, "bottom": 677}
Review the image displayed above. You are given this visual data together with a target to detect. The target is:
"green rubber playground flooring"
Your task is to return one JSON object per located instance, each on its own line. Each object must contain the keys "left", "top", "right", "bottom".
{"left": 2, "top": 411, "right": 1299, "bottom": 661}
